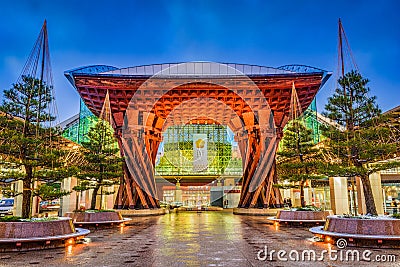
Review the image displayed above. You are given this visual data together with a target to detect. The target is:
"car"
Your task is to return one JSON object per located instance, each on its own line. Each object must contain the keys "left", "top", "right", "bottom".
{"left": 39, "top": 200, "right": 60, "bottom": 212}
{"left": 0, "top": 198, "right": 14, "bottom": 216}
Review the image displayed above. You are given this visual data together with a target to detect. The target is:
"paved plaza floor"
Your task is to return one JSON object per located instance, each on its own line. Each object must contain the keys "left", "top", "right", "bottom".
{"left": 0, "top": 211, "right": 399, "bottom": 266}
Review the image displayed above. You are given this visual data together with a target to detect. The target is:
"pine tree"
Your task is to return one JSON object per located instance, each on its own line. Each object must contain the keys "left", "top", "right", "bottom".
{"left": 322, "top": 71, "right": 399, "bottom": 215}
{"left": 74, "top": 120, "right": 122, "bottom": 210}
{"left": 0, "top": 76, "right": 75, "bottom": 218}
{"left": 277, "top": 119, "right": 325, "bottom": 207}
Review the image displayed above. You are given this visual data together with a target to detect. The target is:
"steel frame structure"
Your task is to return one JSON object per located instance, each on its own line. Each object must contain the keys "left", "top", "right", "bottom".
{"left": 62, "top": 99, "right": 98, "bottom": 144}
{"left": 65, "top": 62, "right": 330, "bottom": 209}
{"left": 155, "top": 124, "right": 233, "bottom": 176}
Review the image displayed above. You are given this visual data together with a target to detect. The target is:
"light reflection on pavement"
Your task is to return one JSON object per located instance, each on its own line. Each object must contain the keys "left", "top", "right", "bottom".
{"left": 0, "top": 211, "right": 399, "bottom": 266}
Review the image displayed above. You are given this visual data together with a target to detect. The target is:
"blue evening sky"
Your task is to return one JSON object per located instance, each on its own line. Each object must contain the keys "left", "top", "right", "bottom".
{"left": 0, "top": 0, "right": 399, "bottom": 122}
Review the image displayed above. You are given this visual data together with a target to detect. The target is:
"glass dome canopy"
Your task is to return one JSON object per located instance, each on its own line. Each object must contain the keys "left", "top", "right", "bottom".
{"left": 66, "top": 62, "right": 329, "bottom": 78}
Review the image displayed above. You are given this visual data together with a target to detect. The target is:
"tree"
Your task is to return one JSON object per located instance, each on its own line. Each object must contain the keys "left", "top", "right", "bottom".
{"left": 0, "top": 76, "right": 75, "bottom": 218}
{"left": 277, "top": 119, "right": 325, "bottom": 207}
{"left": 74, "top": 119, "right": 122, "bottom": 210}
{"left": 322, "top": 71, "right": 399, "bottom": 215}
{"left": 33, "top": 184, "right": 70, "bottom": 202}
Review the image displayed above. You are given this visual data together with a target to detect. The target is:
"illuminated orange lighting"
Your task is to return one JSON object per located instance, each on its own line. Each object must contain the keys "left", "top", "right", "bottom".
{"left": 326, "top": 237, "right": 331, "bottom": 242}
{"left": 72, "top": 69, "right": 324, "bottom": 210}
{"left": 67, "top": 245, "right": 73, "bottom": 255}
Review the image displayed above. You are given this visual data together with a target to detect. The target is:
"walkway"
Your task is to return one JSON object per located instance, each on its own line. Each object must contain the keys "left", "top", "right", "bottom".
{"left": 1, "top": 211, "right": 399, "bottom": 266}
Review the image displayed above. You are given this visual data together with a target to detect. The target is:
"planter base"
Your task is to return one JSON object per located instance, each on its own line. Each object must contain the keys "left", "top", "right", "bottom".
{"left": 268, "top": 217, "right": 326, "bottom": 227}
{"left": 72, "top": 218, "right": 131, "bottom": 227}
{"left": 310, "top": 226, "right": 400, "bottom": 248}
{"left": 268, "top": 210, "right": 333, "bottom": 227}
{"left": 0, "top": 218, "right": 90, "bottom": 252}
{"left": 310, "top": 216, "right": 400, "bottom": 248}
{"left": 66, "top": 211, "right": 131, "bottom": 227}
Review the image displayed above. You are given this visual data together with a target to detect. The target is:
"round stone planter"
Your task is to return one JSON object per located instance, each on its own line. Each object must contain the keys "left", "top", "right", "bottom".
{"left": 66, "top": 211, "right": 130, "bottom": 227}
{"left": 277, "top": 210, "right": 333, "bottom": 220}
{"left": 310, "top": 215, "right": 400, "bottom": 248}
{"left": 0, "top": 217, "right": 90, "bottom": 252}
{"left": 268, "top": 210, "right": 333, "bottom": 227}
{"left": 323, "top": 216, "right": 400, "bottom": 235}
